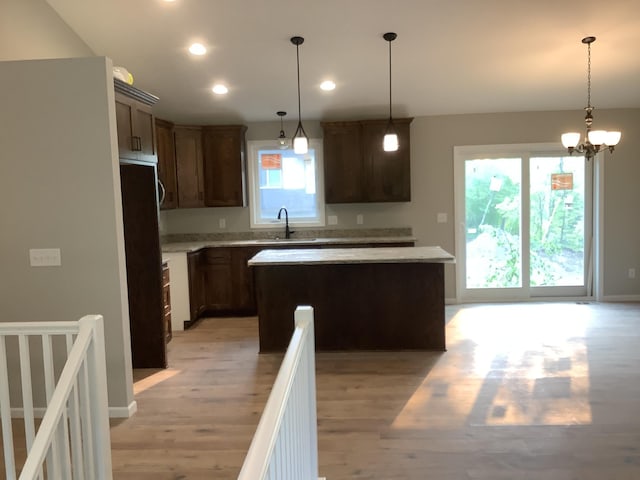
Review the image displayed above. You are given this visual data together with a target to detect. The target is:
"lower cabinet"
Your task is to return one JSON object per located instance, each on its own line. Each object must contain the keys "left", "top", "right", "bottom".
{"left": 185, "top": 241, "right": 414, "bottom": 326}
{"left": 162, "top": 262, "right": 172, "bottom": 343}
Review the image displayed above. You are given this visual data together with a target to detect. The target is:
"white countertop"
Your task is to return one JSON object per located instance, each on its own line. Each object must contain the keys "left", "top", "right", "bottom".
{"left": 248, "top": 246, "right": 455, "bottom": 266}
{"left": 161, "top": 236, "right": 415, "bottom": 253}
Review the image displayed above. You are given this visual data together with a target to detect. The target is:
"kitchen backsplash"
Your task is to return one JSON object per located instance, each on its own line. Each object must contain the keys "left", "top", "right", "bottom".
{"left": 161, "top": 227, "right": 413, "bottom": 244}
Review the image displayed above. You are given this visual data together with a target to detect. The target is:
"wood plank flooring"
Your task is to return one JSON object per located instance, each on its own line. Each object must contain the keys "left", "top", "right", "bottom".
{"left": 5, "top": 302, "right": 640, "bottom": 478}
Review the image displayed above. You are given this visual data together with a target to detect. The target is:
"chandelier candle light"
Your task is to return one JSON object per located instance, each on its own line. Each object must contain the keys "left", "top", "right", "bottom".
{"left": 290, "top": 36, "right": 309, "bottom": 154}
{"left": 383, "top": 32, "right": 399, "bottom": 152}
{"left": 561, "top": 36, "right": 621, "bottom": 160}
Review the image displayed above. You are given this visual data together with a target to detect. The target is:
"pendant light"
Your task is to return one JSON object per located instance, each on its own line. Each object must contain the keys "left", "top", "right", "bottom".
{"left": 561, "top": 36, "right": 621, "bottom": 161}
{"left": 290, "top": 36, "right": 309, "bottom": 154}
{"left": 383, "top": 32, "right": 399, "bottom": 152}
{"left": 276, "top": 111, "right": 288, "bottom": 149}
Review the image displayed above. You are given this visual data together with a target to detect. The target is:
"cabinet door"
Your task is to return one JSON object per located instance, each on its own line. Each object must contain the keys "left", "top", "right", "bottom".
{"left": 202, "top": 126, "right": 247, "bottom": 207}
{"left": 135, "top": 102, "right": 156, "bottom": 163}
{"left": 203, "top": 248, "right": 233, "bottom": 310}
{"left": 361, "top": 118, "right": 412, "bottom": 202}
{"left": 187, "top": 250, "right": 206, "bottom": 322}
{"left": 115, "top": 96, "right": 137, "bottom": 161}
{"left": 232, "top": 247, "right": 261, "bottom": 312}
{"left": 322, "top": 121, "right": 364, "bottom": 203}
{"left": 156, "top": 119, "right": 178, "bottom": 209}
{"left": 174, "top": 126, "right": 205, "bottom": 208}
{"left": 115, "top": 93, "right": 156, "bottom": 162}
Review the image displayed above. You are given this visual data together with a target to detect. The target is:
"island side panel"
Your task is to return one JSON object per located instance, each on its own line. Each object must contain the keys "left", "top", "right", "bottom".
{"left": 253, "top": 262, "right": 445, "bottom": 352}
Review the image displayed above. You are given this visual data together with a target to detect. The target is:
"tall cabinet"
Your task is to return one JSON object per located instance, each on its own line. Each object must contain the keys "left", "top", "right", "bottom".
{"left": 115, "top": 78, "right": 167, "bottom": 369}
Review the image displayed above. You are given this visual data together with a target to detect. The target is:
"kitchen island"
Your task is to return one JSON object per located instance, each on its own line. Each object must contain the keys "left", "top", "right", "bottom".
{"left": 249, "top": 246, "right": 455, "bottom": 352}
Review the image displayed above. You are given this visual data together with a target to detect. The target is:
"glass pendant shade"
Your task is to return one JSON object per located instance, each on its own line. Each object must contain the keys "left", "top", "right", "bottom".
{"left": 587, "top": 130, "right": 607, "bottom": 146}
{"left": 293, "top": 134, "right": 308, "bottom": 154}
{"left": 278, "top": 131, "right": 288, "bottom": 149}
{"left": 561, "top": 132, "right": 581, "bottom": 149}
{"left": 604, "top": 131, "right": 621, "bottom": 146}
{"left": 383, "top": 133, "right": 399, "bottom": 152}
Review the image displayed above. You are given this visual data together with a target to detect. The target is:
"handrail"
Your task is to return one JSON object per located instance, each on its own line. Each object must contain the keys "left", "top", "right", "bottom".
{"left": 237, "top": 305, "right": 320, "bottom": 480}
{"left": 0, "top": 315, "right": 113, "bottom": 480}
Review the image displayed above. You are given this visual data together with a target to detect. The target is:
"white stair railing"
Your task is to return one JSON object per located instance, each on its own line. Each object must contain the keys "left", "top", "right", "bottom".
{"left": 238, "top": 305, "right": 323, "bottom": 480}
{"left": 0, "top": 315, "right": 112, "bottom": 480}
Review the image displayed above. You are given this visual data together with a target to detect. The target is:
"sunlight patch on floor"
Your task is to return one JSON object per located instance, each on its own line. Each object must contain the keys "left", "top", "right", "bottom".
{"left": 392, "top": 304, "right": 593, "bottom": 429}
{"left": 133, "top": 368, "right": 181, "bottom": 395}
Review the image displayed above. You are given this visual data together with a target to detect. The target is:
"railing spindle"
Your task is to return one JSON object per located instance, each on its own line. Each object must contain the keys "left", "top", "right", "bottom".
{"left": 0, "top": 335, "right": 17, "bottom": 480}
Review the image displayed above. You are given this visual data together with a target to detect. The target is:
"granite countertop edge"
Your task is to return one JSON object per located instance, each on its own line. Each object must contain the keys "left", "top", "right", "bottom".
{"left": 161, "top": 236, "right": 417, "bottom": 253}
{"left": 248, "top": 246, "right": 456, "bottom": 266}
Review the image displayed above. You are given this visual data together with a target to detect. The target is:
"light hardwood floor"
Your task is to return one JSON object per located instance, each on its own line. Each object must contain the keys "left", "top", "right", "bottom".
{"left": 106, "top": 302, "right": 640, "bottom": 479}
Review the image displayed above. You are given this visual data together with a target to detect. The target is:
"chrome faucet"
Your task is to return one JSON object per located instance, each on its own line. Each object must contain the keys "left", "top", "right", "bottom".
{"left": 277, "top": 207, "right": 294, "bottom": 239}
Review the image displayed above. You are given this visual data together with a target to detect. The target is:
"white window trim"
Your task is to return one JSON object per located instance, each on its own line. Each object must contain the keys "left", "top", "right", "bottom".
{"left": 247, "top": 139, "right": 325, "bottom": 229}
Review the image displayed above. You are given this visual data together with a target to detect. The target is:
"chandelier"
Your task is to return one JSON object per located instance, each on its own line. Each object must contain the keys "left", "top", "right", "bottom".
{"left": 561, "top": 36, "right": 621, "bottom": 160}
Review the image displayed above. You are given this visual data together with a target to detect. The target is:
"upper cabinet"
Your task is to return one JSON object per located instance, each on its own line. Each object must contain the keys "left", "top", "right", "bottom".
{"left": 155, "top": 119, "right": 178, "bottom": 209}
{"left": 114, "top": 78, "right": 158, "bottom": 163}
{"left": 174, "top": 126, "right": 205, "bottom": 208}
{"left": 202, "top": 125, "right": 248, "bottom": 207}
{"left": 157, "top": 123, "right": 248, "bottom": 210}
{"left": 322, "top": 118, "right": 413, "bottom": 203}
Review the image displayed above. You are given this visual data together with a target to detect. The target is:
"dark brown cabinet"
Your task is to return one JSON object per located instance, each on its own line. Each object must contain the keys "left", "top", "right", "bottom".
{"left": 202, "top": 248, "right": 233, "bottom": 310}
{"left": 184, "top": 240, "right": 414, "bottom": 326}
{"left": 174, "top": 126, "right": 205, "bottom": 208}
{"left": 114, "top": 79, "right": 157, "bottom": 163}
{"left": 187, "top": 250, "right": 206, "bottom": 326}
{"left": 156, "top": 119, "right": 178, "bottom": 210}
{"left": 322, "top": 118, "right": 413, "bottom": 203}
{"left": 202, "top": 125, "right": 248, "bottom": 207}
{"left": 162, "top": 262, "right": 172, "bottom": 343}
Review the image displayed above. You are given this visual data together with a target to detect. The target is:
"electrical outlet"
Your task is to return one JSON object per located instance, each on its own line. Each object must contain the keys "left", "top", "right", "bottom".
{"left": 356, "top": 214, "right": 364, "bottom": 225}
{"left": 629, "top": 268, "right": 636, "bottom": 279}
{"left": 327, "top": 215, "right": 338, "bottom": 225}
{"left": 29, "top": 248, "right": 61, "bottom": 267}
{"left": 219, "top": 218, "right": 226, "bottom": 229}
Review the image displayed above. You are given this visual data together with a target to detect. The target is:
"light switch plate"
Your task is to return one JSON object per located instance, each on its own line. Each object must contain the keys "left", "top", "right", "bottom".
{"left": 356, "top": 214, "right": 364, "bottom": 225}
{"left": 327, "top": 215, "right": 338, "bottom": 225}
{"left": 30, "top": 248, "right": 61, "bottom": 267}
{"left": 219, "top": 218, "right": 226, "bottom": 229}
{"left": 437, "top": 213, "right": 448, "bottom": 223}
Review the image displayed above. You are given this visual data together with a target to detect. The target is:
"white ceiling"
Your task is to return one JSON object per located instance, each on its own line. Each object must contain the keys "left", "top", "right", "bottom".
{"left": 46, "top": 0, "right": 640, "bottom": 125}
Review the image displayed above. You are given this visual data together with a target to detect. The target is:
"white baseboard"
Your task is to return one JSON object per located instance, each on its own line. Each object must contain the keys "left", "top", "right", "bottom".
{"left": 109, "top": 400, "right": 137, "bottom": 418}
{"left": 445, "top": 297, "right": 457, "bottom": 305}
{"left": 600, "top": 295, "right": 640, "bottom": 302}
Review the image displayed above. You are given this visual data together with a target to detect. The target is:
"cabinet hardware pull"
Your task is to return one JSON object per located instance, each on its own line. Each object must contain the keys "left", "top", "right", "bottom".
{"left": 158, "top": 179, "right": 166, "bottom": 206}
{"left": 132, "top": 136, "right": 142, "bottom": 151}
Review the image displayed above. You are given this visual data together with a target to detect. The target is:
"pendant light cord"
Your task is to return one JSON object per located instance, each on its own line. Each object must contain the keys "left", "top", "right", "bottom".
{"left": 587, "top": 40, "right": 592, "bottom": 109}
{"left": 296, "top": 44, "right": 302, "bottom": 123}
{"left": 388, "top": 38, "right": 393, "bottom": 120}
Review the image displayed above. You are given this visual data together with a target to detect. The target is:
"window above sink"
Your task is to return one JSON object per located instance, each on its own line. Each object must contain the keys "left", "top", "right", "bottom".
{"left": 247, "top": 139, "right": 325, "bottom": 229}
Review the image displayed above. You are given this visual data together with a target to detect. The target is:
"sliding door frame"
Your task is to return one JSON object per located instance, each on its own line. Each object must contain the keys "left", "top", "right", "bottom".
{"left": 453, "top": 143, "right": 605, "bottom": 304}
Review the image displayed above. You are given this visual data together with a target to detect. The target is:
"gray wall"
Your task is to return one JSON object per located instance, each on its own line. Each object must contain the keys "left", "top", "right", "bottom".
{"left": 0, "top": 0, "right": 94, "bottom": 60}
{"left": 162, "top": 109, "right": 640, "bottom": 299}
{"left": 0, "top": 57, "right": 134, "bottom": 412}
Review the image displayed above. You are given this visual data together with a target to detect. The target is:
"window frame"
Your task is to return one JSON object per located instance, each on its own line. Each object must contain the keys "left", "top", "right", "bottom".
{"left": 247, "top": 138, "right": 325, "bottom": 229}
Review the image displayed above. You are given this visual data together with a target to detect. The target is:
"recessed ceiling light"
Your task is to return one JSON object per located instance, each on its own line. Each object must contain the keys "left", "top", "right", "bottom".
{"left": 320, "top": 80, "right": 336, "bottom": 91}
{"left": 212, "top": 84, "right": 228, "bottom": 95}
{"left": 189, "top": 43, "right": 207, "bottom": 56}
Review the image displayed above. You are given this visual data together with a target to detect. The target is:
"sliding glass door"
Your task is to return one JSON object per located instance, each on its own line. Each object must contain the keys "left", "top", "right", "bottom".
{"left": 455, "top": 144, "right": 591, "bottom": 302}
